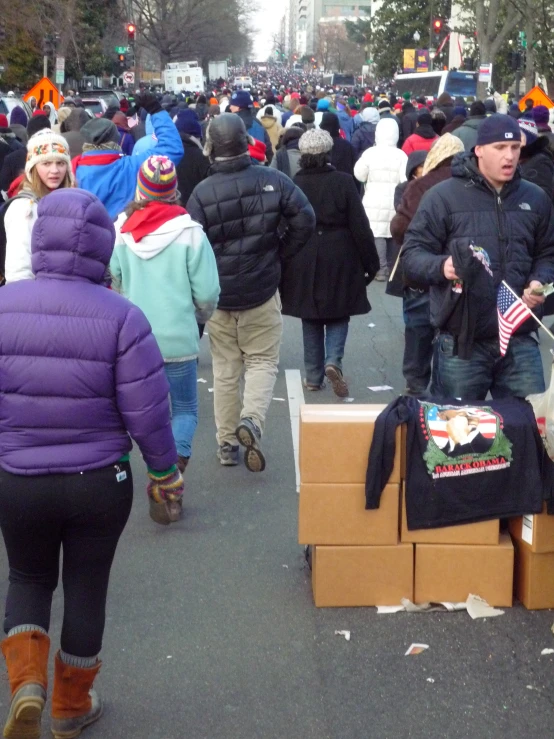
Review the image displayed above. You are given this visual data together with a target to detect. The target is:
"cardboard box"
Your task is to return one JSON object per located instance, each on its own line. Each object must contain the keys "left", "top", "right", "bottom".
{"left": 312, "top": 543, "right": 413, "bottom": 607}
{"left": 514, "top": 538, "right": 554, "bottom": 609}
{"left": 401, "top": 490, "right": 499, "bottom": 545}
{"left": 414, "top": 533, "right": 514, "bottom": 606}
{"left": 299, "top": 483, "right": 400, "bottom": 546}
{"left": 300, "top": 405, "right": 401, "bottom": 484}
{"left": 509, "top": 505, "right": 554, "bottom": 553}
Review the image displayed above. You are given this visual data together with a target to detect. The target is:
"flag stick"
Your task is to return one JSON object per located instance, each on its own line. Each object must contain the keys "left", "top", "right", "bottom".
{"left": 501, "top": 280, "right": 554, "bottom": 343}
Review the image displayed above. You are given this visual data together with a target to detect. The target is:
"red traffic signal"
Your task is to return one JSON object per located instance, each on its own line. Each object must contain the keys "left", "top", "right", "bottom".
{"left": 433, "top": 19, "right": 443, "bottom": 32}
{"left": 127, "top": 23, "right": 136, "bottom": 41}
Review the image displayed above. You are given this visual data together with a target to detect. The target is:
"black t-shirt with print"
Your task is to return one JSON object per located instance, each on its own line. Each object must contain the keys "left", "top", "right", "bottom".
{"left": 365, "top": 396, "right": 553, "bottom": 529}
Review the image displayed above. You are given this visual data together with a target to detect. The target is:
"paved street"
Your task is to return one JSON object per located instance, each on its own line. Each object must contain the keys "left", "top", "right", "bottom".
{"left": 1, "top": 283, "right": 554, "bottom": 739}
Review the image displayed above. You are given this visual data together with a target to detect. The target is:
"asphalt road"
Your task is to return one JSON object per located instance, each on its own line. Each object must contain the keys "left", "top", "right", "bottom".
{"left": 0, "top": 282, "right": 553, "bottom": 739}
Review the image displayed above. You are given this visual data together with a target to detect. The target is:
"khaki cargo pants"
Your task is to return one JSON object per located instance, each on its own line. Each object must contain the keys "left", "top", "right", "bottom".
{"left": 207, "top": 292, "right": 283, "bottom": 447}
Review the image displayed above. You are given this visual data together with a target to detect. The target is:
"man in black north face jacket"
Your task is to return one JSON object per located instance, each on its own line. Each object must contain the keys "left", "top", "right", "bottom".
{"left": 403, "top": 114, "right": 554, "bottom": 401}
{"left": 187, "top": 113, "right": 315, "bottom": 472}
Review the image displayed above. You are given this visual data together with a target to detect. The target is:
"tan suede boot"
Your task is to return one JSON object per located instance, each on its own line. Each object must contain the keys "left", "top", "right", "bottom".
{"left": 50, "top": 652, "right": 102, "bottom": 739}
{"left": 1, "top": 630, "right": 50, "bottom": 739}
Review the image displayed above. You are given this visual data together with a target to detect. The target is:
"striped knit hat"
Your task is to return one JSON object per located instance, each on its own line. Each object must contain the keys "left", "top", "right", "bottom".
{"left": 136, "top": 155, "right": 178, "bottom": 202}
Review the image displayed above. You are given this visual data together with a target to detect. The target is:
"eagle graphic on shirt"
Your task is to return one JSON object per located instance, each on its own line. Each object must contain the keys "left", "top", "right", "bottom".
{"left": 420, "top": 403, "right": 513, "bottom": 479}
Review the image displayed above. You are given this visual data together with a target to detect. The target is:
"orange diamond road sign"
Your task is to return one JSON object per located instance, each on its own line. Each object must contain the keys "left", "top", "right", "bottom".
{"left": 24, "top": 77, "right": 64, "bottom": 110}
{"left": 519, "top": 86, "right": 554, "bottom": 112}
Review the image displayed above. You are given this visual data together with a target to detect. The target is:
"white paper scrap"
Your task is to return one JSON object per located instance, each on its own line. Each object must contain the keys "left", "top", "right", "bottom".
{"left": 197, "top": 378, "right": 207, "bottom": 383}
{"left": 367, "top": 323, "right": 376, "bottom": 328}
{"left": 466, "top": 594, "right": 504, "bottom": 620}
{"left": 343, "top": 397, "right": 355, "bottom": 403}
{"left": 272, "top": 397, "right": 286, "bottom": 401}
{"left": 541, "top": 648, "right": 554, "bottom": 655}
{"left": 405, "top": 643, "right": 429, "bottom": 656}
{"left": 376, "top": 605, "right": 405, "bottom": 614}
{"left": 426, "top": 678, "right": 435, "bottom": 683}
{"left": 208, "top": 388, "right": 214, "bottom": 393}
{"left": 368, "top": 385, "right": 394, "bottom": 392}
{"left": 334, "top": 630, "right": 351, "bottom": 642}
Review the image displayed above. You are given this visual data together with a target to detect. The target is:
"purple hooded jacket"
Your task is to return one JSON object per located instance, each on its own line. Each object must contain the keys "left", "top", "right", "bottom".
{"left": 0, "top": 188, "right": 177, "bottom": 475}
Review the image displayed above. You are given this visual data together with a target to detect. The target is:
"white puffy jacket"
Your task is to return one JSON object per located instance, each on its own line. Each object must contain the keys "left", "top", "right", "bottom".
{"left": 354, "top": 118, "right": 407, "bottom": 238}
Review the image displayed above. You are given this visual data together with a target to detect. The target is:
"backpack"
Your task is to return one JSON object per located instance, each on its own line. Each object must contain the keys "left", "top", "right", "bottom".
{"left": 0, "top": 193, "right": 36, "bottom": 285}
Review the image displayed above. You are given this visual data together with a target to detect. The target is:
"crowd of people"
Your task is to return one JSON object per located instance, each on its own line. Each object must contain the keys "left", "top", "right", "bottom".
{"left": 0, "top": 75, "right": 553, "bottom": 737}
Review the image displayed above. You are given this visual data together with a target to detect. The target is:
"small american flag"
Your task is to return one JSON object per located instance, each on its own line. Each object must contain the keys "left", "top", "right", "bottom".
{"left": 497, "top": 283, "right": 531, "bottom": 356}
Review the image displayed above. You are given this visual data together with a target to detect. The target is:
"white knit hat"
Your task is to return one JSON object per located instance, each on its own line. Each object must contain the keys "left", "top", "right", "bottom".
{"left": 25, "top": 130, "right": 72, "bottom": 179}
{"left": 298, "top": 128, "right": 333, "bottom": 155}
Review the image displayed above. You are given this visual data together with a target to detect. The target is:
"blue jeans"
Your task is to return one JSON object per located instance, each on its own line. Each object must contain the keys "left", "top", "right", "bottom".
{"left": 432, "top": 332, "right": 545, "bottom": 400}
{"left": 302, "top": 318, "right": 349, "bottom": 385}
{"left": 164, "top": 360, "right": 198, "bottom": 458}
{"left": 402, "top": 289, "right": 434, "bottom": 393}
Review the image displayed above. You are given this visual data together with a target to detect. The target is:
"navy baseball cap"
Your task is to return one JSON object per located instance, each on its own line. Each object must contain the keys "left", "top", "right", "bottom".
{"left": 476, "top": 114, "right": 521, "bottom": 146}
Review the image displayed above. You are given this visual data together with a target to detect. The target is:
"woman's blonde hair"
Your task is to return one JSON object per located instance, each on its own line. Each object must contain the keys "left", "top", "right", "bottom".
{"left": 17, "top": 164, "right": 73, "bottom": 200}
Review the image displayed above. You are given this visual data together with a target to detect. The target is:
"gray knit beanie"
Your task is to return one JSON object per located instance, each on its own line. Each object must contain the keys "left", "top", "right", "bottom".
{"left": 298, "top": 128, "right": 333, "bottom": 155}
{"left": 81, "top": 118, "right": 119, "bottom": 146}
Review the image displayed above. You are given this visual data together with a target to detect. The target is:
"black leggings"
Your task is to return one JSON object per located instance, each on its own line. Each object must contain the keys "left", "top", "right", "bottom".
{"left": 0, "top": 461, "right": 133, "bottom": 657}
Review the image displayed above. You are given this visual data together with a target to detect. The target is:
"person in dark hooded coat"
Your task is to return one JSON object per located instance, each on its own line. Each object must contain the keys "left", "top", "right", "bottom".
{"left": 319, "top": 111, "right": 356, "bottom": 180}
{"left": 60, "top": 107, "right": 89, "bottom": 159}
{"left": 281, "top": 129, "right": 378, "bottom": 397}
{"left": 519, "top": 118, "right": 554, "bottom": 201}
{"left": 437, "top": 92, "right": 455, "bottom": 123}
{"left": 174, "top": 109, "right": 209, "bottom": 203}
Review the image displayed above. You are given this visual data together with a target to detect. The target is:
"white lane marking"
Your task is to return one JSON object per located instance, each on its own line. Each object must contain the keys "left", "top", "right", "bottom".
{"left": 285, "top": 369, "right": 305, "bottom": 493}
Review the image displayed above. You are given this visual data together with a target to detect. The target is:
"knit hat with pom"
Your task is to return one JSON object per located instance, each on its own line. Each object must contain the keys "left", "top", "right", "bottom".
{"left": 136, "top": 155, "right": 178, "bottom": 201}
{"left": 298, "top": 128, "right": 333, "bottom": 155}
{"left": 25, "top": 129, "right": 72, "bottom": 178}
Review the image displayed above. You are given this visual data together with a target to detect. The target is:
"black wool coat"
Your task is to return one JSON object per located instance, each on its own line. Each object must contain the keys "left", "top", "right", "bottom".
{"left": 176, "top": 134, "right": 210, "bottom": 204}
{"left": 281, "top": 165, "right": 379, "bottom": 320}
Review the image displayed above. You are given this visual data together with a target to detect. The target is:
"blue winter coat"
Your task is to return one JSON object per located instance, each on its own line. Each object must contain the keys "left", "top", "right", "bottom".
{"left": 75, "top": 111, "right": 184, "bottom": 220}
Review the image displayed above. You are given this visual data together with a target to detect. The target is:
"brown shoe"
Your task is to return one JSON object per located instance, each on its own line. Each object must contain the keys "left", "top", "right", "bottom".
{"left": 177, "top": 456, "right": 189, "bottom": 473}
{"left": 324, "top": 365, "right": 349, "bottom": 398}
{"left": 51, "top": 652, "right": 102, "bottom": 739}
{"left": 1, "top": 630, "right": 50, "bottom": 739}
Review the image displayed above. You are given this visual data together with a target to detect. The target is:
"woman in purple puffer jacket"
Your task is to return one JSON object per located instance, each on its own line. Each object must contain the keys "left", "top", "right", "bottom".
{"left": 0, "top": 188, "right": 183, "bottom": 739}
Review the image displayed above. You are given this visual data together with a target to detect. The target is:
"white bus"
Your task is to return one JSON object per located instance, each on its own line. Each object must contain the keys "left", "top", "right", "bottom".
{"left": 394, "top": 70, "right": 478, "bottom": 100}
{"left": 234, "top": 76, "right": 253, "bottom": 89}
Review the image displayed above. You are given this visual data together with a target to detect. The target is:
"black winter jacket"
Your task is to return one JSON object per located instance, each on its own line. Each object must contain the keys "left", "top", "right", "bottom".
{"left": 281, "top": 166, "right": 378, "bottom": 320}
{"left": 402, "top": 152, "right": 554, "bottom": 340}
{"left": 176, "top": 133, "right": 210, "bottom": 204}
{"left": 186, "top": 156, "right": 315, "bottom": 311}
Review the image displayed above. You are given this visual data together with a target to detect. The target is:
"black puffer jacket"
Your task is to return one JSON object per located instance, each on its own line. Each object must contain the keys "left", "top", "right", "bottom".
{"left": 402, "top": 152, "right": 554, "bottom": 340}
{"left": 186, "top": 157, "right": 315, "bottom": 310}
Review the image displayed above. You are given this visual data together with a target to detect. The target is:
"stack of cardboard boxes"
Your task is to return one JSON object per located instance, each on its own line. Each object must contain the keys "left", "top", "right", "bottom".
{"left": 299, "top": 405, "right": 514, "bottom": 608}
{"left": 299, "top": 405, "right": 412, "bottom": 607}
{"left": 510, "top": 507, "right": 554, "bottom": 609}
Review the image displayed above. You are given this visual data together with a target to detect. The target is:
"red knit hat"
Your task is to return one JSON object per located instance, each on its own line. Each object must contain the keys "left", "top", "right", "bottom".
{"left": 0, "top": 114, "right": 8, "bottom": 128}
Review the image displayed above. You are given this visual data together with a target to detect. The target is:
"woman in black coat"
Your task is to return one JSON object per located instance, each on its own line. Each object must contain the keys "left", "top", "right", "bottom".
{"left": 519, "top": 124, "right": 554, "bottom": 201}
{"left": 319, "top": 111, "right": 356, "bottom": 180}
{"left": 281, "top": 128, "right": 379, "bottom": 397}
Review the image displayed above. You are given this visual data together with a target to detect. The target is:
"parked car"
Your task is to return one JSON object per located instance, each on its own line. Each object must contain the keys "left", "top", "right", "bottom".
{"left": 0, "top": 97, "right": 33, "bottom": 123}
{"left": 81, "top": 98, "right": 108, "bottom": 118}
{"left": 86, "top": 89, "right": 122, "bottom": 107}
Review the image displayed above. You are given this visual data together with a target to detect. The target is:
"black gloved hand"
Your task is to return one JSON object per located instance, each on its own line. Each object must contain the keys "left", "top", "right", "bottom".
{"left": 136, "top": 93, "right": 162, "bottom": 116}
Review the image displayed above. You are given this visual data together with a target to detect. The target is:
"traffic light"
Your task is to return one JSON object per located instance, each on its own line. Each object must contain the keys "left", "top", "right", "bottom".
{"left": 127, "top": 23, "right": 136, "bottom": 43}
{"left": 432, "top": 18, "right": 443, "bottom": 41}
{"left": 0, "top": 25, "right": 5, "bottom": 43}
{"left": 118, "top": 54, "right": 126, "bottom": 63}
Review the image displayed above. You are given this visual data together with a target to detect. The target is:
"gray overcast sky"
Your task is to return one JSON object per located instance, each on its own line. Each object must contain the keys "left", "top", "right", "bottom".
{"left": 252, "top": 0, "right": 286, "bottom": 60}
